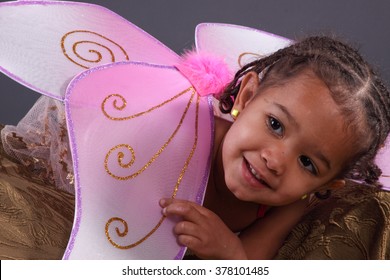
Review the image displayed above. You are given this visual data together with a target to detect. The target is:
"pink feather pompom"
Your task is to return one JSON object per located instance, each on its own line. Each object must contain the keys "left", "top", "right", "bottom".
{"left": 176, "top": 51, "right": 233, "bottom": 97}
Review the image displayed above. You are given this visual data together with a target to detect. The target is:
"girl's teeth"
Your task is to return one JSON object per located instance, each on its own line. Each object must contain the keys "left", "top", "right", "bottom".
{"left": 249, "top": 163, "right": 269, "bottom": 187}
{"left": 249, "top": 165, "right": 261, "bottom": 180}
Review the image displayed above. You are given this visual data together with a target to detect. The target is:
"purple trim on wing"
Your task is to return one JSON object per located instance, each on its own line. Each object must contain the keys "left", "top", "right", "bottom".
{"left": 381, "top": 182, "right": 390, "bottom": 191}
{"left": 62, "top": 95, "right": 81, "bottom": 260}
{"left": 175, "top": 247, "right": 187, "bottom": 260}
{"left": 0, "top": 65, "right": 63, "bottom": 101}
{"left": 67, "top": 61, "right": 177, "bottom": 78}
{"left": 197, "top": 96, "right": 214, "bottom": 205}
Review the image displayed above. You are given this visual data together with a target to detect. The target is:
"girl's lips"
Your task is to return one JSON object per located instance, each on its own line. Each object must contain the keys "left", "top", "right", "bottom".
{"left": 242, "top": 158, "right": 271, "bottom": 189}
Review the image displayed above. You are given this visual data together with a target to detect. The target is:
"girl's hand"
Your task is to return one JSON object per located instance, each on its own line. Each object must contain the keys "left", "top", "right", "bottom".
{"left": 160, "top": 198, "right": 247, "bottom": 259}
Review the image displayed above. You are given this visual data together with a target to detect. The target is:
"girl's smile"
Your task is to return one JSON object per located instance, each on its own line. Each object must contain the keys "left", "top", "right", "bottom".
{"left": 242, "top": 157, "right": 272, "bottom": 190}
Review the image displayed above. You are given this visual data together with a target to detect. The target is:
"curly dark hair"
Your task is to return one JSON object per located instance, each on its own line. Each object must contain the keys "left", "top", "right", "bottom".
{"left": 219, "top": 36, "right": 390, "bottom": 186}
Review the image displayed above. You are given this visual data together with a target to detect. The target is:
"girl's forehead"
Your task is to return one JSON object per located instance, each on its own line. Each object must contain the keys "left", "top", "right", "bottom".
{"left": 258, "top": 71, "right": 334, "bottom": 110}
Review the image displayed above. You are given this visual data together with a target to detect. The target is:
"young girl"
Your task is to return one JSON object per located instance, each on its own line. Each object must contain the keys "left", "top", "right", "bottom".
{"left": 160, "top": 36, "right": 390, "bottom": 259}
{"left": 0, "top": 1, "right": 389, "bottom": 260}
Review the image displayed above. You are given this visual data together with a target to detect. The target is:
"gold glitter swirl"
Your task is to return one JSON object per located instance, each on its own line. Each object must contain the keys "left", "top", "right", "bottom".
{"left": 238, "top": 52, "right": 264, "bottom": 68}
{"left": 105, "top": 95, "right": 200, "bottom": 249}
{"left": 105, "top": 216, "right": 166, "bottom": 249}
{"left": 104, "top": 88, "right": 196, "bottom": 180}
{"left": 106, "top": 144, "right": 135, "bottom": 170}
{"left": 61, "top": 30, "right": 129, "bottom": 69}
{"left": 101, "top": 87, "right": 192, "bottom": 121}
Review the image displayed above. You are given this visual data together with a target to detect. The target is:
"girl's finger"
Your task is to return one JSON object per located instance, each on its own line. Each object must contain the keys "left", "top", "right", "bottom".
{"left": 160, "top": 198, "right": 211, "bottom": 216}
{"left": 174, "top": 220, "right": 199, "bottom": 236}
{"left": 162, "top": 201, "right": 204, "bottom": 224}
{"left": 177, "top": 234, "right": 201, "bottom": 249}
{"left": 159, "top": 198, "right": 173, "bottom": 207}
{"left": 160, "top": 197, "right": 198, "bottom": 207}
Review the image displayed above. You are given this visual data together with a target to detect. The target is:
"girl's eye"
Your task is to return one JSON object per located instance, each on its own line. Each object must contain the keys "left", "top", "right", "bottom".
{"left": 268, "top": 116, "right": 284, "bottom": 136}
{"left": 299, "top": 155, "right": 318, "bottom": 175}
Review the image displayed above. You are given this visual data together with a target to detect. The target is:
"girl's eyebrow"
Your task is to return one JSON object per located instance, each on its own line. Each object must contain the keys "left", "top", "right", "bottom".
{"left": 273, "top": 102, "right": 299, "bottom": 128}
{"left": 314, "top": 151, "right": 331, "bottom": 171}
{"left": 273, "top": 102, "right": 331, "bottom": 171}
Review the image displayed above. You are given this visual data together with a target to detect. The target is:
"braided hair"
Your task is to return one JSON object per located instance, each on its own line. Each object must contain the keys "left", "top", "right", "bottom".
{"left": 219, "top": 36, "right": 390, "bottom": 186}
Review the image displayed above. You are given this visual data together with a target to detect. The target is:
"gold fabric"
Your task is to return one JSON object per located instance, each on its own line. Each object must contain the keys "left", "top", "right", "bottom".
{"left": 0, "top": 127, "right": 74, "bottom": 260}
{"left": 275, "top": 183, "right": 390, "bottom": 259}
{"left": 0, "top": 126, "right": 389, "bottom": 259}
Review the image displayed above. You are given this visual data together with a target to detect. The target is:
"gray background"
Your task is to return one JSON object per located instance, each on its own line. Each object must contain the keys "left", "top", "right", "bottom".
{"left": 1, "top": 0, "right": 389, "bottom": 124}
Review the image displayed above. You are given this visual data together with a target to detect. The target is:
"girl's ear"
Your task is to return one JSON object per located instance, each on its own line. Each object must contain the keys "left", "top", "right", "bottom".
{"left": 313, "top": 180, "right": 345, "bottom": 200}
{"left": 320, "top": 179, "right": 346, "bottom": 191}
{"left": 329, "top": 179, "right": 346, "bottom": 190}
{"left": 233, "top": 71, "right": 260, "bottom": 112}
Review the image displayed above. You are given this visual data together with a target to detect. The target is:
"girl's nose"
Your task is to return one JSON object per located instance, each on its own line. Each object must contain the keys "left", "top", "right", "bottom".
{"left": 261, "top": 148, "right": 285, "bottom": 176}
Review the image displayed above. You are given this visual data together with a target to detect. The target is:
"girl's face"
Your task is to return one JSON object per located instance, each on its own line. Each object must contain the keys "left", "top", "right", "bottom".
{"left": 222, "top": 70, "right": 357, "bottom": 206}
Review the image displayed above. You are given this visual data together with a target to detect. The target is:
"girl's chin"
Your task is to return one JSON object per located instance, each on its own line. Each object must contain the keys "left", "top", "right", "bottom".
{"left": 228, "top": 185, "right": 258, "bottom": 202}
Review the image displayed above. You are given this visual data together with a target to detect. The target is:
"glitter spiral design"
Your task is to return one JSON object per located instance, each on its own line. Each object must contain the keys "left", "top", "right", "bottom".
{"left": 238, "top": 52, "right": 264, "bottom": 68}
{"left": 61, "top": 30, "right": 129, "bottom": 69}
{"left": 105, "top": 216, "right": 166, "bottom": 250}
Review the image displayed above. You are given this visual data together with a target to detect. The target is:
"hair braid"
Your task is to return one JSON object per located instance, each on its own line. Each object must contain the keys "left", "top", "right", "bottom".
{"left": 219, "top": 49, "right": 287, "bottom": 113}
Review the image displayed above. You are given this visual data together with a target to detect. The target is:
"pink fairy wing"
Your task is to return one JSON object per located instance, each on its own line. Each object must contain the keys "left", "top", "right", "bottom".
{"left": 0, "top": 0, "right": 178, "bottom": 100}
{"left": 376, "top": 139, "right": 390, "bottom": 191}
{"left": 195, "top": 23, "right": 292, "bottom": 73}
{"left": 64, "top": 62, "right": 213, "bottom": 259}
